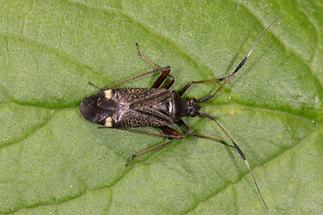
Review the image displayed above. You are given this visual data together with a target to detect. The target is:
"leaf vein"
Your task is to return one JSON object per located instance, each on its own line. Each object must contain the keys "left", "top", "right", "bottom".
{"left": 0, "top": 110, "right": 55, "bottom": 152}
{"left": 0, "top": 32, "right": 102, "bottom": 80}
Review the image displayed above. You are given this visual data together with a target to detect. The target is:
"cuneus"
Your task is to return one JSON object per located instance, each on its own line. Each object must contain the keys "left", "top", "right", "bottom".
{"left": 80, "top": 18, "right": 278, "bottom": 210}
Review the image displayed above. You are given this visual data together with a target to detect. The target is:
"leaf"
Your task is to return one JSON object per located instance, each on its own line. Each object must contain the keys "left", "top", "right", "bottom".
{"left": 0, "top": 0, "right": 322, "bottom": 214}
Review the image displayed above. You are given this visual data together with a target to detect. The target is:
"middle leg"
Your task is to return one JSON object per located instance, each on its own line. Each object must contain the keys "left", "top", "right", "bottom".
{"left": 126, "top": 122, "right": 230, "bottom": 166}
{"left": 176, "top": 119, "right": 232, "bottom": 148}
{"left": 125, "top": 126, "right": 183, "bottom": 166}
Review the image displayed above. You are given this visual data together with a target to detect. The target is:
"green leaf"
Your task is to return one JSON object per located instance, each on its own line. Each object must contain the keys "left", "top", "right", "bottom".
{"left": 0, "top": 0, "right": 322, "bottom": 214}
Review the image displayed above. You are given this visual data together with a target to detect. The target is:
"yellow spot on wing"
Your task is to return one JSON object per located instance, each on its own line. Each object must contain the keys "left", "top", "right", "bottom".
{"left": 104, "top": 90, "right": 113, "bottom": 99}
{"left": 105, "top": 117, "right": 113, "bottom": 127}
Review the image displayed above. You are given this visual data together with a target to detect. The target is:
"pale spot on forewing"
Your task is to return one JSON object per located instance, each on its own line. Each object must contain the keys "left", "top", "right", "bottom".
{"left": 104, "top": 89, "right": 113, "bottom": 99}
{"left": 105, "top": 117, "right": 113, "bottom": 127}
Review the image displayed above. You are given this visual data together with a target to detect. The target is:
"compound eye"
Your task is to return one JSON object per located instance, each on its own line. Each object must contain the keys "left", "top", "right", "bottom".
{"left": 189, "top": 109, "right": 197, "bottom": 117}
{"left": 189, "top": 98, "right": 197, "bottom": 105}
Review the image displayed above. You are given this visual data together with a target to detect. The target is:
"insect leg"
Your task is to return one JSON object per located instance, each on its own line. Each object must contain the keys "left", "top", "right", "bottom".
{"left": 112, "top": 68, "right": 159, "bottom": 88}
{"left": 114, "top": 42, "right": 174, "bottom": 87}
{"left": 136, "top": 42, "right": 162, "bottom": 70}
{"left": 88, "top": 68, "right": 160, "bottom": 90}
{"left": 89, "top": 68, "right": 161, "bottom": 90}
{"left": 88, "top": 43, "right": 173, "bottom": 89}
{"left": 125, "top": 126, "right": 183, "bottom": 166}
{"left": 161, "top": 124, "right": 232, "bottom": 151}
{"left": 159, "top": 70, "right": 175, "bottom": 89}
{"left": 160, "top": 126, "right": 184, "bottom": 139}
{"left": 126, "top": 140, "right": 172, "bottom": 166}
{"left": 151, "top": 66, "right": 174, "bottom": 88}
{"left": 176, "top": 70, "right": 244, "bottom": 96}
{"left": 198, "top": 112, "right": 268, "bottom": 209}
{"left": 161, "top": 76, "right": 175, "bottom": 89}
{"left": 176, "top": 119, "right": 231, "bottom": 147}
{"left": 177, "top": 79, "right": 221, "bottom": 96}
{"left": 109, "top": 66, "right": 173, "bottom": 88}
{"left": 135, "top": 43, "right": 175, "bottom": 89}
{"left": 118, "top": 127, "right": 182, "bottom": 139}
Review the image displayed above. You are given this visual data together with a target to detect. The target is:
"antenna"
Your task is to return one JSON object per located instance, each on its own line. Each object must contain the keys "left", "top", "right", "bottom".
{"left": 198, "top": 112, "right": 268, "bottom": 209}
{"left": 198, "top": 17, "right": 279, "bottom": 103}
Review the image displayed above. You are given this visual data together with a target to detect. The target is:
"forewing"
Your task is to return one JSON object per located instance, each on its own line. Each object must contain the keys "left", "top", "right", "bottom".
{"left": 116, "top": 109, "right": 170, "bottom": 128}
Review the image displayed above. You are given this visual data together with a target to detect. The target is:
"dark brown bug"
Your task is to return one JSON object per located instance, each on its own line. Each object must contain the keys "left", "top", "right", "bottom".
{"left": 80, "top": 19, "right": 278, "bottom": 209}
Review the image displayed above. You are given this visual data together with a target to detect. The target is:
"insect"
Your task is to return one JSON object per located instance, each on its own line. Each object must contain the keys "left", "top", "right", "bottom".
{"left": 80, "top": 18, "right": 278, "bottom": 209}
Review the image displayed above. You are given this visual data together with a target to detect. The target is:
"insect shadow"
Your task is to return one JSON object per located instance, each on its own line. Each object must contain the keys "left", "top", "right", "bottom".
{"left": 80, "top": 18, "right": 278, "bottom": 209}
